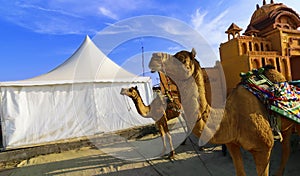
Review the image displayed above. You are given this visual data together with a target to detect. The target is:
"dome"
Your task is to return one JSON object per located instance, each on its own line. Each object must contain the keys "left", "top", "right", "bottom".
{"left": 250, "top": 3, "right": 286, "bottom": 25}
{"left": 244, "top": 1, "right": 300, "bottom": 36}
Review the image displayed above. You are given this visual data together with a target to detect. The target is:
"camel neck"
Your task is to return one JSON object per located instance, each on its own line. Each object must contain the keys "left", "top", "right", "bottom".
{"left": 177, "top": 70, "right": 210, "bottom": 114}
{"left": 175, "top": 69, "right": 216, "bottom": 142}
{"left": 194, "top": 68, "right": 210, "bottom": 113}
{"left": 175, "top": 76, "right": 204, "bottom": 129}
{"left": 131, "top": 93, "right": 150, "bottom": 117}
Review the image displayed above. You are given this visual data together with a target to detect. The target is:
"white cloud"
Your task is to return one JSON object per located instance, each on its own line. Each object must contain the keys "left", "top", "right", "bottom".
{"left": 191, "top": 9, "right": 207, "bottom": 29}
{"left": 98, "top": 6, "right": 119, "bottom": 20}
{"left": 17, "top": 3, "right": 82, "bottom": 19}
{"left": 189, "top": 0, "right": 300, "bottom": 64}
{"left": 167, "top": 46, "right": 183, "bottom": 52}
{"left": 190, "top": 8, "right": 230, "bottom": 62}
{"left": 191, "top": 8, "right": 229, "bottom": 42}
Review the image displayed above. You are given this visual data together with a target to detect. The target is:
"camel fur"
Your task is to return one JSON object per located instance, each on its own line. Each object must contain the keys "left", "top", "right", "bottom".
{"left": 149, "top": 49, "right": 300, "bottom": 176}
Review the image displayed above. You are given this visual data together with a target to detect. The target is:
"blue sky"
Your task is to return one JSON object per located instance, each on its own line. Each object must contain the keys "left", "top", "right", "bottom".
{"left": 0, "top": 0, "right": 299, "bottom": 81}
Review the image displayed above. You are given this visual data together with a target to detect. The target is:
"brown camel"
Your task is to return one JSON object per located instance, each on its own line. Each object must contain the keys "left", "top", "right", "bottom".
{"left": 149, "top": 49, "right": 300, "bottom": 176}
{"left": 260, "top": 65, "right": 300, "bottom": 176}
{"left": 120, "top": 85, "right": 181, "bottom": 159}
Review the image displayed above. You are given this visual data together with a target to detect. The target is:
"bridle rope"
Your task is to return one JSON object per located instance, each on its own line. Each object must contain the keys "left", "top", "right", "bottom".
{"left": 123, "top": 95, "right": 132, "bottom": 112}
{"left": 159, "top": 54, "right": 176, "bottom": 103}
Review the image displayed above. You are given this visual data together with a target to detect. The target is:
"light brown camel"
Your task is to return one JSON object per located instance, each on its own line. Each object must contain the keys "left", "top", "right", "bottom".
{"left": 260, "top": 65, "right": 300, "bottom": 176}
{"left": 120, "top": 85, "right": 181, "bottom": 159}
{"left": 149, "top": 49, "right": 300, "bottom": 176}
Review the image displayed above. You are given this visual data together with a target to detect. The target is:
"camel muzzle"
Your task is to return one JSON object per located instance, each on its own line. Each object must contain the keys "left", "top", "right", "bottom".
{"left": 120, "top": 88, "right": 127, "bottom": 95}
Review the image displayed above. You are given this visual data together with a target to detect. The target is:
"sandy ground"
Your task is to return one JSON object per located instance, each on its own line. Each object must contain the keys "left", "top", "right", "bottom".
{"left": 0, "top": 123, "right": 300, "bottom": 176}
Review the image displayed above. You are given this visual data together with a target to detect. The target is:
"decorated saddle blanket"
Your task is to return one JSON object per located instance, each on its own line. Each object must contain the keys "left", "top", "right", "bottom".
{"left": 240, "top": 69, "right": 300, "bottom": 124}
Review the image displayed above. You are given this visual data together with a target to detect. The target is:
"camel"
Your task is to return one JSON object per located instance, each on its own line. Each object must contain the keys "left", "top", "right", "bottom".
{"left": 149, "top": 48, "right": 300, "bottom": 176}
{"left": 259, "top": 65, "right": 300, "bottom": 176}
{"left": 120, "top": 85, "right": 181, "bottom": 159}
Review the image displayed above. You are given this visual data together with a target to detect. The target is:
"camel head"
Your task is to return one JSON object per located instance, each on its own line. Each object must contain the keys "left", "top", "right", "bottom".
{"left": 263, "top": 65, "right": 287, "bottom": 83}
{"left": 149, "top": 48, "right": 197, "bottom": 81}
{"left": 120, "top": 86, "right": 139, "bottom": 99}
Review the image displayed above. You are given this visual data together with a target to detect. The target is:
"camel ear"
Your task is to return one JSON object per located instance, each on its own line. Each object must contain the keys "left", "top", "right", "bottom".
{"left": 191, "top": 48, "right": 196, "bottom": 58}
{"left": 134, "top": 86, "right": 138, "bottom": 89}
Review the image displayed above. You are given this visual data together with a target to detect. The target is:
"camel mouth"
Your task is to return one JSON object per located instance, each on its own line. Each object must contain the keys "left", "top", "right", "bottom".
{"left": 149, "top": 52, "right": 171, "bottom": 73}
{"left": 120, "top": 88, "right": 127, "bottom": 95}
{"left": 149, "top": 58, "right": 163, "bottom": 72}
{"left": 148, "top": 63, "right": 162, "bottom": 72}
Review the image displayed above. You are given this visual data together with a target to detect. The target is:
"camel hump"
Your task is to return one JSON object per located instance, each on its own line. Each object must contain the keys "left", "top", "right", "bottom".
{"left": 241, "top": 68, "right": 300, "bottom": 124}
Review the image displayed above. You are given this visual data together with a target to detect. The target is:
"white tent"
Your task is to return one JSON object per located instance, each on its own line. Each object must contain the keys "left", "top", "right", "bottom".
{"left": 0, "top": 36, "right": 154, "bottom": 149}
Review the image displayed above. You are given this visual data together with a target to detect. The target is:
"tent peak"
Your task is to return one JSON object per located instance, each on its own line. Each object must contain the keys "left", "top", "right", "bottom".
{"left": 84, "top": 35, "right": 92, "bottom": 42}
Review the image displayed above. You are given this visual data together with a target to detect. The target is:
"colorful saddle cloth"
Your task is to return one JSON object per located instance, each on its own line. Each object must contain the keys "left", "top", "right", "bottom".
{"left": 240, "top": 68, "right": 300, "bottom": 124}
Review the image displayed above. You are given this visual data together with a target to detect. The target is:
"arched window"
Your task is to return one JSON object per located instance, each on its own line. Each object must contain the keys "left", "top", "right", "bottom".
{"left": 242, "top": 43, "right": 247, "bottom": 54}
{"left": 261, "top": 57, "right": 266, "bottom": 66}
{"left": 283, "top": 25, "right": 290, "bottom": 29}
{"left": 254, "top": 43, "right": 259, "bottom": 51}
{"left": 268, "top": 58, "right": 275, "bottom": 66}
{"left": 276, "top": 57, "right": 281, "bottom": 72}
{"left": 265, "top": 44, "right": 270, "bottom": 51}
{"left": 249, "top": 42, "right": 252, "bottom": 51}
{"left": 235, "top": 32, "right": 239, "bottom": 38}
{"left": 260, "top": 43, "right": 264, "bottom": 51}
{"left": 282, "top": 58, "right": 288, "bottom": 78}
{"left": 252, "top": 58, "right": 260, "bottom": 69}
{"left": 276, "top": 24, "right": 281, "bottom": 28}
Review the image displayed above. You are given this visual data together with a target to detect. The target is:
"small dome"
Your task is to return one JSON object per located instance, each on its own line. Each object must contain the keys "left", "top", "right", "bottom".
{"left": 250, "top": 3, "right": 286, "bottom": 25}
{"left": 245, "top": 2, "right": 300, "bottom": 36}
{"left": 225, "top": 23, "right": 243, "bottom": 34}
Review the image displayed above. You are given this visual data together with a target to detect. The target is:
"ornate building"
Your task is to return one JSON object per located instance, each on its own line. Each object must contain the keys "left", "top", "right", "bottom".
{"left": 220, "top": 0, "right": 300, "bottom": 93}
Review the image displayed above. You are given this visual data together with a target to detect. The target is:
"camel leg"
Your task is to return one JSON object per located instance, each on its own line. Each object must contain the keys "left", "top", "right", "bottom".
{"left": 161, "top": 134, "right": 167, "bottom": 156}
{"left": 295, "top": 123, "right": 300, "bottom": 136}
{"left": 161, "top": 115, "right": 175, "bottom": 159}
{"left": 160, "top": 132, "right": 167, "bottom": 156}
{"left": 275, "top": 128, "right": 292, "bottom": 176}
{"left": 250, "top": 149, "right": 271, "bottom": 176}
{"left": 165, "top": 131, "right": 175, "bottom": 159}
{"left": 156, "top": 121, "right": 167, "bottom": 157}
{"left": 226, "top": 143, "right": 246, "bottom": 176}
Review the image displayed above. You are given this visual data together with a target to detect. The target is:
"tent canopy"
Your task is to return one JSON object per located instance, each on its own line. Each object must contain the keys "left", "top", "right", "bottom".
{"left": 0, "top": 36, "right": 154, "bottom": 149}
{"left": 0, "top": 36, "right": 149, "bottom": 86}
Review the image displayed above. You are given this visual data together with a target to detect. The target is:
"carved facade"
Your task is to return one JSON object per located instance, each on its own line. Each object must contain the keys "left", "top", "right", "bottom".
{"left": 220, "top": 0, "right": 300, "bottom": 93}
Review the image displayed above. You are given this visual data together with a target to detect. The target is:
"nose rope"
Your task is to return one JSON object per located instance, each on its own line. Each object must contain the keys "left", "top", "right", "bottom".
{"left": 160, "top": 54, "right": 172, "bottom": 98}
{"left": 123, "top": 95, "right": 132, "bottom": 112}
{"left": 159, "top": 54, "right": 177, "bottom": 105}
{"left": 161, "top": 54, "right": 167, "bottom": 77}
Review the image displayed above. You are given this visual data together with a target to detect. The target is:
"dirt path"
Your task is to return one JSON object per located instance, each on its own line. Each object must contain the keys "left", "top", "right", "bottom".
{"left": 0, "top": 134, "right": 299, "bottom": 176}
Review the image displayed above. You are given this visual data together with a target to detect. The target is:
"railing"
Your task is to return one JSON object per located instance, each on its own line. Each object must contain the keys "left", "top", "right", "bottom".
{"left": 247, "top": 51, "right": 279, "bottom": 56}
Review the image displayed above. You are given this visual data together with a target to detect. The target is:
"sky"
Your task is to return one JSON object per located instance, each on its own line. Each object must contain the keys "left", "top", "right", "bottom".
{"left": 0, "top": 0, "right": 300, "bottom": 81}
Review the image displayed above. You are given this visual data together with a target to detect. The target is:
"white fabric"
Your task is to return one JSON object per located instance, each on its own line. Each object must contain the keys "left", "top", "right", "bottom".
{"left": 0, "top": 36, "right": 154, "bottom": 149}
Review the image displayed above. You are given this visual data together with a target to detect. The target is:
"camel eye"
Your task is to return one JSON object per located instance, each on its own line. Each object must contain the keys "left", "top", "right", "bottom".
{"left": 179, "top": 57, "right": 186, "bottom": 64}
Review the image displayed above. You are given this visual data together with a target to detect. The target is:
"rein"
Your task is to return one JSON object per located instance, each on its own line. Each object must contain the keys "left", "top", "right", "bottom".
{"left": 123, "top": 95, "right": 132, "bottom": 112}
{"left": 159, "top": 55, "right": 177, "bottom": 103}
